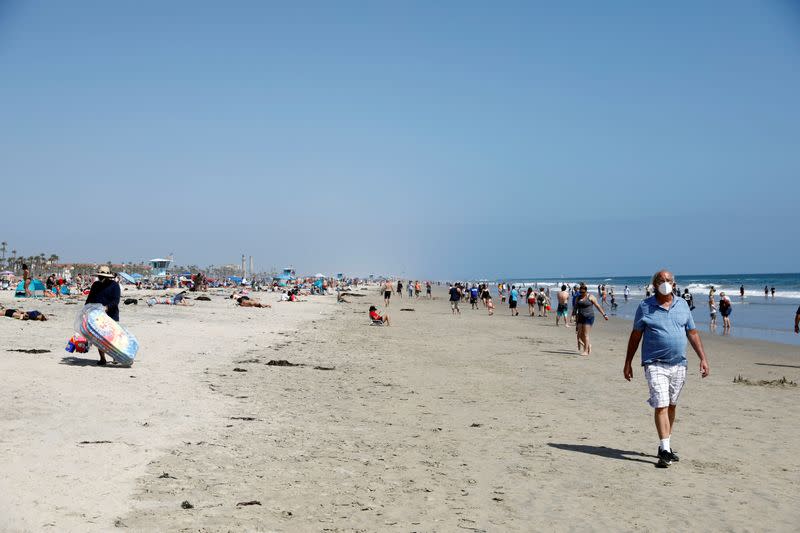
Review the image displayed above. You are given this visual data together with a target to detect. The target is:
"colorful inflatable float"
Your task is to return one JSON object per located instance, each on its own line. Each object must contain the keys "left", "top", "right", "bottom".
{"left": 76, "top": 304, "right": 139, "bottom": 366}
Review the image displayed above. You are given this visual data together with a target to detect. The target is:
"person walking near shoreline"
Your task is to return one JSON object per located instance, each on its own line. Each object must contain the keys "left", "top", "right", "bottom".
{"left": 719, "top": 292, "right": 732, "bottom": 332}
{"left": 396, "top": 280, "right": 403, "bottom": 299}
{"left": 384, "top": 280, "right": 392, "bottom": 307}
{"left": 509, "top": 285, "right": 519, "bottom": 316}
{"left": 469, "top": 284, "right": 480, "bottom": 310}
{"left": 572, "top": 283, "right": 607, "bottom": 355}
{"left": 449, "top": 284, "right": 461, "bottom": 315}
{"left": 709, "top": 291, "right": 717, "bottom": 328}
{"left": 624, "top": 285, "right": 630, "bottom": 302}
{"left": 555, "top": 285, "right": 570, "bottom": 327}
{"left": 526, "top": 287, "right": 536, "bottom": 316}
{"left": 537, "top": 287, "right": 549, "bottom": 317}
{"left": 623, "top": 269, "right": 710, "bottom": 468}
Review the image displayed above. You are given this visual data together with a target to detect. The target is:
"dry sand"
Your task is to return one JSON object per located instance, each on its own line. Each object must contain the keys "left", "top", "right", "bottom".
{"left": 1, "top": 286, "right": 798, "bottom": 531}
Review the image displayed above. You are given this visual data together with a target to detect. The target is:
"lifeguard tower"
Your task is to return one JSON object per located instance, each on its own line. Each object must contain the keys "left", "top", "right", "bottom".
{"left": 149, "top": 257, "right": 172, "bottom": 278}
{"left": 275, "top": 266, "right": 296, "bottom": 287}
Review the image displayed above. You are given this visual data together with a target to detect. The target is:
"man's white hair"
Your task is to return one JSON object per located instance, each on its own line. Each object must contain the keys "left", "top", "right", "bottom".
{"left": 651, "top": 269, "right": 675, "bottom": 288}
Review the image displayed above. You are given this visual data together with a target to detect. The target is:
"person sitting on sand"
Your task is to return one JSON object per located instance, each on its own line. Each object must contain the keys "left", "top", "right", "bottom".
{"left": 369, "top": 305, "right": 390, "bottom": 325}
{"left": 236, "top": 296, "right": 271, "bottom": 308}
{"left": 1, "top": 305, "right": 48, "bottom": 321}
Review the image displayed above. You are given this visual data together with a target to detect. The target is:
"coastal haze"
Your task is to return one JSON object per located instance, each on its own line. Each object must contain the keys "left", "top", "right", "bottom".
{"left": 2, "top": 2, "right": 800, "bottom": 532}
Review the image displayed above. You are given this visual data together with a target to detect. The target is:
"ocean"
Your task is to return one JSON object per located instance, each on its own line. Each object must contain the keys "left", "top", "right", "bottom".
{"left": 495, "top": 273, "right": 800, "bottom": 347}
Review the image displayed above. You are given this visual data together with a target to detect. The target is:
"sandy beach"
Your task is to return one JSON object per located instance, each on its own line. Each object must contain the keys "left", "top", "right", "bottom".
{"left": 1, "top": 286, "right": 798, "bottom": 531}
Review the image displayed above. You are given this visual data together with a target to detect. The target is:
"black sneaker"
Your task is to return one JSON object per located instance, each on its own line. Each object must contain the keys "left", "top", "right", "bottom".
{"left": 657, "top": 447, "right": 673, "bottom": 468}
{"left": 658, "top": 446, "right": 680, "bottom": 462}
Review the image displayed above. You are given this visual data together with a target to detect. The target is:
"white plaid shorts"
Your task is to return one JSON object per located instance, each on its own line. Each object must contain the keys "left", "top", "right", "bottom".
{"left": 644, "top": 363, "right": 687, "bottom": 408}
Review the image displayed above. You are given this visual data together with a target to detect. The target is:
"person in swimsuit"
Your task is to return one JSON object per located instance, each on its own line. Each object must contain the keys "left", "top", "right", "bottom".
{"left": 556, "top": 285, "right": 570, "bottom": 327}
{"left": 397, "top": 280, "right": 403, "bottom": 298}
{"left": 572, "top": 283, "right": 608, "bottom": 356}
{"left": 719, "top": 292, "right": 732, "bottom": 332}
{"left": 485, "top": 292, "right": 495, "bottom": 315}
{"left": 1, "top": 306, "right": 47, "bottom": 320}
{"left": 237, "top": 296, "right": 270, "bottom": 308}
{"left": 22, "top": 263, "right": 32, "bottom": 297}
{"left": 426, "top": 281, "right": 432, "bottom": 299}
{"left": 384, "top": 280, "right": 392, "bottom": 307}
{"left": 526, "top": 287, "right": 536, "bottom": 316}
{"left": 708, "top": 293, "right": 717, "bottom": 328}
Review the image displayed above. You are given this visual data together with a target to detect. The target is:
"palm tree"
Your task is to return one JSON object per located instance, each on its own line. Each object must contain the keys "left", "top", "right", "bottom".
{"left": 49, "top": 254, "right": 59, "bottom": 265}
{"left": 1, "top": 241, "right": 6, "bottom": 261}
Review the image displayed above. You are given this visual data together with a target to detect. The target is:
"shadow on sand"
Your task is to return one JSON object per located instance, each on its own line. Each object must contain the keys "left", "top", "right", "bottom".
{"left": 60, "top": 356, "right": 125, "bottom": 368}
{"left": 541, "top": 349, "right": 578, "bottom": 356}
{"left": 547, "top": 443, "right": 655, "bottom": 465}
{"left": 754, "top": 362, "right": 800, "bottom": 369}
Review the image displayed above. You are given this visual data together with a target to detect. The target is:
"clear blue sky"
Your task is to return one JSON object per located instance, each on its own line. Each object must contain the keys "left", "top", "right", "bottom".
{"left": 2, "top": 1, "right": 798, "bottom": 278}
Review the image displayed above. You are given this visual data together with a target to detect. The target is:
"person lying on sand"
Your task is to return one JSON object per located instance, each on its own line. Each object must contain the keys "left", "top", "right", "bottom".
{"left": 2, "top": 307, "right": 48, "bottom": 321}
{"left": 236, "top": 296, "right": 271, "bottom": 308}
{"left": 369, "top": 305, "right": 390, "bottom": 325}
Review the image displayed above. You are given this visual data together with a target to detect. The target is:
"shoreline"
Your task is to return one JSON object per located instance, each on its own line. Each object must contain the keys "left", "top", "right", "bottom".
{"left": 1, "top": 286, "right": 798, "bottom": 530}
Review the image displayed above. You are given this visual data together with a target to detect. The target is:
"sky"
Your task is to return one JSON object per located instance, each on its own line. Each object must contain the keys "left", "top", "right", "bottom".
{"left": 1, "top": 0, "right": 799, "bottom": 279}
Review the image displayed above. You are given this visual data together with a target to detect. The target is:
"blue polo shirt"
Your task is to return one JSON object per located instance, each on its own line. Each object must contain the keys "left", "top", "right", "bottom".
{"left": 633, "top": 296, "right": 696, "bottom": 367}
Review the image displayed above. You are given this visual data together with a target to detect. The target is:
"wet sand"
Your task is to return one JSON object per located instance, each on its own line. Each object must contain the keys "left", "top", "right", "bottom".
{"left": 1, "top": 287, "right": 798, "bottom": 531}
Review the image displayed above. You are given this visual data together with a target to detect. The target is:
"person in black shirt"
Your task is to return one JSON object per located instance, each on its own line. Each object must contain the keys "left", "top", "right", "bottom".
{"left": 85, "top": 265, "right": 121, "bottom": 365}
{"left": 795, "top": 305, "right": 799, "bottom": 335}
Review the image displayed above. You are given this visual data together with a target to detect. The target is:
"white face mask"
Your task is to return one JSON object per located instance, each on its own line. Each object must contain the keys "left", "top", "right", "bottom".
{"left": 657, "top": 282, "right": 673, "bottom": 296}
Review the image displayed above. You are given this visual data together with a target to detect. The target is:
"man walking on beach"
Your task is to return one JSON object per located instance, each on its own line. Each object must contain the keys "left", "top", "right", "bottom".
{"left": 623, "top": 269, "right": 710, "bottom": 468}
{"left": 794, "top": 305, "right": 799, "bottom": 334}
{"left": 509, "top": 285, "right": 519, "bottom": 316}
{"left": 449, "top": 284, "right": 461, "bottom": 315}
{"left": 555, "top": 285, "right": 570, "bottom": 327}
{"left": 384, "top": 280, "right": 392, "bottom": 307}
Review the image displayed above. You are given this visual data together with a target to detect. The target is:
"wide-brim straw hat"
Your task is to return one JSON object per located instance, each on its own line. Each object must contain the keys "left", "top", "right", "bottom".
{"left": 96, "top": 265, "right": 115, "bottom": 278}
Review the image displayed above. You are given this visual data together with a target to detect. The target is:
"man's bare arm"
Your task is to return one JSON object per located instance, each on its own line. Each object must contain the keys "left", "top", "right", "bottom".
{"left": 623, "top": 330, "right": 643, "bottom": 381}
{"left": 687, "top": 329, "right": 710, "bottom": 377}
